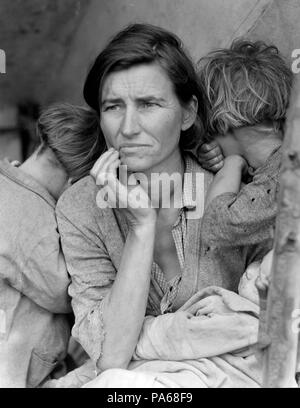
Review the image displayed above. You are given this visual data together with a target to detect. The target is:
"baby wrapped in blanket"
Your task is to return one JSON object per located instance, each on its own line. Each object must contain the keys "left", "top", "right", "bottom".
{"left": 111, "top": 256, "right": 266, "bottom": 388}
{"left": 45, "top": 252, "right": 270, "bottom": 388}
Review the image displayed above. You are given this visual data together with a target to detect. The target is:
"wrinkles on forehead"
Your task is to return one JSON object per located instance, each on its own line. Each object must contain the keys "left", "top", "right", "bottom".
{"left": 100, "top": 63, "right": 177, "bottom": 107}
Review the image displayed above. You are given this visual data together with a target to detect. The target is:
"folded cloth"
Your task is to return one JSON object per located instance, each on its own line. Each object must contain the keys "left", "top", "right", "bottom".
{"left": 46, "top": 285, "right": 262, "bottom": 388}
{"left": 42, "top": 359, "right": 97, "bottom": 388}
{"left": 133, "top": 286, "right": 259, "bottom": 362}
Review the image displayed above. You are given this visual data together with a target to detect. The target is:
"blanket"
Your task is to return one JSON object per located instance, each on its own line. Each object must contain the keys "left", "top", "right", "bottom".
{"left": 45, "top": 285, "right": 262, "bottom": 388}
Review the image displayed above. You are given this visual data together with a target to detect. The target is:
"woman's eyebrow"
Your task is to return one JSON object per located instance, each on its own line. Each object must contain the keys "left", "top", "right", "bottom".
{"left": 136, "top": 96, "right": 166, "bottom": 103}
{"left": 102, "top": 96, "right": 167, "bottom": 104}
{"left": 101, "top": 98, "right": 123, "bottom": 105}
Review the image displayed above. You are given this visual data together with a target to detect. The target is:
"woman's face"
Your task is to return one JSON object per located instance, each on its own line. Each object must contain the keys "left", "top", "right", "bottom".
{"left": 100, "top": 63, "right": 195, "bottom": 173}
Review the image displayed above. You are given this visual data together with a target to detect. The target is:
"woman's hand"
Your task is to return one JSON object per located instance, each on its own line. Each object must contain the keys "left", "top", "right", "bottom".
{"left": 197, "top": 141, "right": 224, "bottom": 173}
{"left": 90, "top": 148, "right": 157, "bottom": 370}
{"left": 90, "top": 148, "right": 157, "bottom": 229}
{"left": 256, "top": 250, "right": 274, "bottom": 300}
{"left": 187, "top": 295, "right": 232, "bottom": 316}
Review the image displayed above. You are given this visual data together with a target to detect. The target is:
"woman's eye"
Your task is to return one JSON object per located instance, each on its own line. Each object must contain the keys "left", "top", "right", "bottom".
{"left": 104, "top": 105, "right": 120, "bottom": 112}
{"left": 141, "top": 102, "right": 158, "bottom": 108}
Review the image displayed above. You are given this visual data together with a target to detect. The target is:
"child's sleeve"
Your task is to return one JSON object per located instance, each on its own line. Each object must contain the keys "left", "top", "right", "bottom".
{"left": 202, "top": 172, "right": 278, "bottom": 247}
{"left": 22, "top": 232, "right": 72, "bottom": 313}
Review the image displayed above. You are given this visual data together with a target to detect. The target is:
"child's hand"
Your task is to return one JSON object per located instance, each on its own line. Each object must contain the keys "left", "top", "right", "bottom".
{"left": 7, "top": 158, "right": 21, "bottom": 167}
{"left": 197, "top": 141, "right": 224, "bottom": 173}
{"left": 255, "top": 250, "right": 274, "bottom": 298}
{"left": 188, "top": 295, "right": 232, "bottom": 316}
{"left": 255, "top": 250, "right": 274, "bottom": 350}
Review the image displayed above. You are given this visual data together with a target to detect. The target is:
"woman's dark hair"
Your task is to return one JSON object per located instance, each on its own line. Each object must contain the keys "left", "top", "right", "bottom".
{"left": 83, "top": 23, "right": 207, "bottom": 151}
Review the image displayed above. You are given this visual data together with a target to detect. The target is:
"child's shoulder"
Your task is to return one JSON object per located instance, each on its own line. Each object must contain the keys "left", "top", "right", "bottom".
{"left": 254, "top": 146, "right": 282, "bottom": 180}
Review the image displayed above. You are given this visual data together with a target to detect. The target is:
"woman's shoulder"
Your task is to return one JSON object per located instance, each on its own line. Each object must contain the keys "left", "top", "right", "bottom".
{"left": 184, "top": 153, "right": 214, "bottom": 192}
{"left": 56, "top": 175, "right": 113, "bottom": 221}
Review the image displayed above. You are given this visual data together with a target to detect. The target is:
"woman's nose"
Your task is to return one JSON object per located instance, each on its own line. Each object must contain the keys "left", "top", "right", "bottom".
{"left": 120, "top": 107, "right": 140, "bottom": 137}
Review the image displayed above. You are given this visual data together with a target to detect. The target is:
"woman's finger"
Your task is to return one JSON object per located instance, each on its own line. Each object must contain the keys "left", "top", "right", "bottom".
{"left": 90, "top": 149, "right": 112, "bottom": 178}
{"left": 91, "top": 152, "right": 120, "bottom": 183}
{"left": 107, "top": 159, "right": 121, "bottom": 178}
{"left": 196, "top": 305, "right": 212, "bottom": 316}
{"left": 185, "top": 298, "right": 208, "bottom": 315}
{"left": 185, "top": 304, "right": 200, "bottom": 315}
{"left": 119, "top": 163, "right": 128, "bottom": 186}
{"left": 90, "top": 148, "right": 117, "bottom": 178}
{"left": 95, "top": 170, "right": 115, "bottom": 186}
{"left": 101, "top": 150, "right": 119, "bottom": 172}
{"left": 98, "top": 150, "right": 119, "bottom": 174}
{"left": 107, "top": 173, "right": 129, "bottom": 208}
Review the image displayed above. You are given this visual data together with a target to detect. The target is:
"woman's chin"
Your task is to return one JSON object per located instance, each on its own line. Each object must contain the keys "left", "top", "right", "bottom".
{"left": 120, "top": 157, "right": 154, "bottom": 173}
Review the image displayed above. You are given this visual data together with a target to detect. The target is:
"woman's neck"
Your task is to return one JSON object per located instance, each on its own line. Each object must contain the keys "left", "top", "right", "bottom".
{"left": 132, "top": 148, "right": 185, "bottom": 209}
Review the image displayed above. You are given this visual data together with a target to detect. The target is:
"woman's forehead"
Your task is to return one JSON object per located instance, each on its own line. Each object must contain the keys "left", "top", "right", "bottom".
{"left": 101, "top": 63, "right": 175, "bottom": 101}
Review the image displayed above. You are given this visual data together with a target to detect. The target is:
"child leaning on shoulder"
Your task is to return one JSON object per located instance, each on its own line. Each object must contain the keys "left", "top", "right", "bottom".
{"left": 196, "top": 40, "right": 293, "bottom": 289}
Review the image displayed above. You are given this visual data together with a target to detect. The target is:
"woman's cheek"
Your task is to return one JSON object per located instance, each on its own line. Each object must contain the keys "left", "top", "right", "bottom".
{"left": 101, "top": 121, "right": 117, "bottom": 148}
{"left": 151, "top": 110, "right": 181, "bottom": 141}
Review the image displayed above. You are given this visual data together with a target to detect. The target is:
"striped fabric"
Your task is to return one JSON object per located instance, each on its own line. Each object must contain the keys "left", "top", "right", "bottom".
{"left": 151, "top": 156, "right": 198, "bottom": 315}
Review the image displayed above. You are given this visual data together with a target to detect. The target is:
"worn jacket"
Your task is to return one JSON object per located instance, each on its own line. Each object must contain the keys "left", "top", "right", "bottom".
{"left": 56, "top": 153, "right": 277, "bottom": 365}
{"left": 0, "top": 160, "right": 71, "bottom": 388}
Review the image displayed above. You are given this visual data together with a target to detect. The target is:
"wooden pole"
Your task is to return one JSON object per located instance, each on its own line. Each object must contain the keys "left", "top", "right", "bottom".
{"left": 262, "top": 74, "right": 300, "bottom": 387}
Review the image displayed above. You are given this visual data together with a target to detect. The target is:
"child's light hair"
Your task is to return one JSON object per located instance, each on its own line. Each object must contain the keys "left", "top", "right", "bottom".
{"left": 197, "top": 40, "right": 293, "bottom": 138}
{"left": 37, "top": 103, "right": 105, "bottom": 183}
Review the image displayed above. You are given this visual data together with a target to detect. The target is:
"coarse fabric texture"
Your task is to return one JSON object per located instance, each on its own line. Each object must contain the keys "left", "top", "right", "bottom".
{"left": 0, "top": 159, "right": 71, "bottom": 388}
{"left": 84, "top": 282, "right": 261, "bottom": 388}
{"left": 56, "top": 151, "right": 277, "bottom": 366}
{"left": 48, "top": 278, "right": 261, "bottom": 388}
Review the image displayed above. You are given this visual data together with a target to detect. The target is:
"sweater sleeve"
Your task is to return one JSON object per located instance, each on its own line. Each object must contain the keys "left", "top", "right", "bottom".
{"left": 56, "top": 202, "right": 116, "bottom": 365}
{"left": 202, "top": 172, "right": 279, "bottom": 247}
{"left": 2, "top": 224, "right": 72, "bottom": 314}
{"left": 21, "top": 230, "right": 71, "bottom": 314}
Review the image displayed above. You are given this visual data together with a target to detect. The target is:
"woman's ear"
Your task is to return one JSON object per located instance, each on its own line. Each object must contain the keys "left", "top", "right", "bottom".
{"left": 181, "top": 95, "right": 198, "bottom": 131}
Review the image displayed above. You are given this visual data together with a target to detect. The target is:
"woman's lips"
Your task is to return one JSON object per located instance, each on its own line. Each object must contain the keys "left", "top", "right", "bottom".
{"left": 119, "top": 144, "right": 150, "bottom": 153}
{"left": 119, "top": 144, "right": 149, "bottom": 149}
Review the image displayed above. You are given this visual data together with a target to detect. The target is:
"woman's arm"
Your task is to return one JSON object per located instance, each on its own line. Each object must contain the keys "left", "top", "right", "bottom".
{"left": 57, "top": 195, "right": 156, "bottom": 372}
{"left": 57, "top": 149, "right": 157, "bottom": 372}
{"left": 99, "top": 222, "right": 156, "bottom": 371}
{"left": 206, "top": 155, "right": 247, "bottom": 207}
{"left": 90, "top": 150, "right": 158, "bottom": 370}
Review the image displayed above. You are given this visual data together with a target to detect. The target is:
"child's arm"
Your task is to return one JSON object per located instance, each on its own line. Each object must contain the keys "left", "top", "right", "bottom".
{"left": 202, "top": 149, "right": 281, "bottom": 249}
{"left": 206, "top": 155, "right": 248, "bottom": 207}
